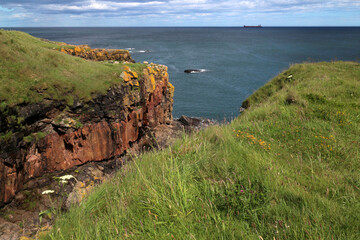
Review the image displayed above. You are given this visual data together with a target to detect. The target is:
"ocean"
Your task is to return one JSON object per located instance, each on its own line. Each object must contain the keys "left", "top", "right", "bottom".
{"left": 8, "top": 27, "right": 360, "bottom": 120}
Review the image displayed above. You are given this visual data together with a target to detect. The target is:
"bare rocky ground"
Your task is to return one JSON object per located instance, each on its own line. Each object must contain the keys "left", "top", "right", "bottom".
{"left": 0, "top": 117, "right": 215, "bottom": 240}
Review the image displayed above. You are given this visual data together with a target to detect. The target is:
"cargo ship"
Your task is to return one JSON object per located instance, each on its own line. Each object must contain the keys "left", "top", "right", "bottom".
{"left": 244, "top": 24, "right": 262, "bottom": 28}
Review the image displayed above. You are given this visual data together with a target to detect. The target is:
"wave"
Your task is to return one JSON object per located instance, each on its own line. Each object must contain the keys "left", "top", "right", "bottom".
{"left": 129, "top": 49, "right": 151, "bottom": 53}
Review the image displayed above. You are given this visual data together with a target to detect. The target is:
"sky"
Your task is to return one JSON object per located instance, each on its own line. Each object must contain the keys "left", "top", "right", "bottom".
{"left": 0, "top": 0, "right": 359, "bottom": 27}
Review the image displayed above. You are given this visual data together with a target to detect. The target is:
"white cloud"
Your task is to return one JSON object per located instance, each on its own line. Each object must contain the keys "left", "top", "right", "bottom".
{"left": 197, "top": 13, "right": 211, "bottom": 16}
{"left": 9, "top": 13, "right": 30, "bottom": 19}
{"left": 44, "top": 0, "right": 165, "bottom": 11}
{"left": 1, "top": 0, "right": 359, "bottom": 26}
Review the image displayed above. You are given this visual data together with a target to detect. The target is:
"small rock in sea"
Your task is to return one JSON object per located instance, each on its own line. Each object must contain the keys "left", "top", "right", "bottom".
{"left": 143, "top": 61, "right": 149, "bottom": 64}
{"left": 184, "top": 69, "right": 201, "bottom": 73}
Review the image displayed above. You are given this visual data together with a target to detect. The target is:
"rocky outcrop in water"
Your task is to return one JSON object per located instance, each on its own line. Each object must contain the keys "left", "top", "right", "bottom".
{"left": 184, "top": 69, "right": 201, "bottom": 73}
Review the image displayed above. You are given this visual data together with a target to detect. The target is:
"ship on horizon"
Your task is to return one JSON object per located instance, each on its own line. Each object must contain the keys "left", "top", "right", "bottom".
{"left": 244, "top": 24, "right": 262, "bottom": 28}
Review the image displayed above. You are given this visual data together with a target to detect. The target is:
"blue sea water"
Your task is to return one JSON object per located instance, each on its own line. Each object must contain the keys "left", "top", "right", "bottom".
{"left": 9, "top": 27, "right": 360, "bottom": 120}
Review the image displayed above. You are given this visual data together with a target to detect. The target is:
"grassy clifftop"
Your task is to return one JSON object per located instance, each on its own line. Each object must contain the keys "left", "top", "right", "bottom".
{"left": 43, "top": 61, "right": 360, "bottom": 239}
{"left": 0, "top": 30, "right": 145, "bottom": 107}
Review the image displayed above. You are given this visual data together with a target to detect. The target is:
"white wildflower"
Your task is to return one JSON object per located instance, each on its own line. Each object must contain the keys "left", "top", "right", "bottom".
{"left": 42, "top": 190, "right": 55, "bottom": 195}
{"left": 60, "top": 180, "right": 68, "bottom": 184}
{"left": 59, "top": 175, "right": 75, "bottom": 180}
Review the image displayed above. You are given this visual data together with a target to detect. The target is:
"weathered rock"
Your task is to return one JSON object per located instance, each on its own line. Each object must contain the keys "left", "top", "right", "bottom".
{"left": 152, "top": 116, "right": 216, "bottom": 149}
{"left": 0, "top": 62, "right": 173, "bottom": 207}
{"left": 0, "top": 218, "right": 22, "bottom": 240}
{"left": 178, "top": 115, "right": 201, "bottom": 126}
{"left": 184, "top": 69, "right": 202, "bottom": 73}
{"left": 59, "top": 46, "right": 135, "bottom": 63}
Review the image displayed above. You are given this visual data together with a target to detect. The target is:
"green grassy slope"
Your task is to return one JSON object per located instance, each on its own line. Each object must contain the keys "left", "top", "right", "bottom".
{"left": 0, "top": 30, "right": 145, "bottom": 106}
{"left": 44, "top": 61, "right": 360, "bottom": 239}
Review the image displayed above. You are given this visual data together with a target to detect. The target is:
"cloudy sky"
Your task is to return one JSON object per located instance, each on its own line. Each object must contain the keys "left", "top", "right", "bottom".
{"left": 1, "top": 0, "right": 359, "bottom": 27}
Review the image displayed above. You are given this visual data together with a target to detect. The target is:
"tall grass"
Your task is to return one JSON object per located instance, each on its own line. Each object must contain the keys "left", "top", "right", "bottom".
{"left": 0, "top": 30, "right": 145, "bottom": 106}
{"left": 44, "top": 61, "right": 360, "bottom": 239}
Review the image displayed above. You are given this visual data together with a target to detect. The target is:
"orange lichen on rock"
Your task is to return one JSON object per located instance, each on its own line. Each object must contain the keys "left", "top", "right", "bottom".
{"left": 120, "top": 71, "right": 132, "bottom": 82}
{"left": 168, "top": 82, "right": 175, "bottom": 102}
{"left": 59, "top": 45, "right": 134, "bottom": 62}
{"left": 74, "top": 46, "right": 82, "bottom": 54}
{"left": 123, "top": 65, "right": 131, "bottom": 72}
{"left": 120, "top": 66, "right": 140, "bottom": 86}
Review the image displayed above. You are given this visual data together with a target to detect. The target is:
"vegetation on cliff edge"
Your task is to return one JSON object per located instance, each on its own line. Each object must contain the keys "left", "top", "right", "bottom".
{"left": 44, "top": 61, "right": 359, "bottom": 239}
{"left": 0, "top": 30, "right": 145, "bottom": 106}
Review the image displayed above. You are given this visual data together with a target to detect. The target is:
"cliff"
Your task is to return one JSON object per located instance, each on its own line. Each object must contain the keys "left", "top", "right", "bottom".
{"left": 0, "top": 30, "right": 175, "bottom": 206}
{"left": 41, "top": 61, "right": 360, "bottom": 240}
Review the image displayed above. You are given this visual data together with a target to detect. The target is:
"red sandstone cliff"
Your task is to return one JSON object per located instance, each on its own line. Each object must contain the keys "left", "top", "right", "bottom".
{"left": 0, "top": 63, "right": 174, "bottom": 206}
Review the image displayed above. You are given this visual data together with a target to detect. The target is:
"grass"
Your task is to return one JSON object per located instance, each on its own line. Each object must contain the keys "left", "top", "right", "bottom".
{"left": 0, "top": 30, "right": 146, "bottom": 106}
{"left": 42, "top": 61, "right": 360, "bottom": 239}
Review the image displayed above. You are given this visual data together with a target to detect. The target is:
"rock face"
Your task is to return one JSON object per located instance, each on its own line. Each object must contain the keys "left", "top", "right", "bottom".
{"left": 60, "top": 45, "right": 135, "bottom": 62}
{"left": 0, "top": 63, "right": 174, "bottom": 207}
{"left": 0, "top": 115, "right": 214, "bottom": 240}
{"left": 0, "top": 218, "right": 21, "bottom": 240}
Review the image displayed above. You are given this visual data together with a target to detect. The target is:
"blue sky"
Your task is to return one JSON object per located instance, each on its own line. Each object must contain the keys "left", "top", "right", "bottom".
{"left": 1, "top": 0, "right": 359, "bottom": 27}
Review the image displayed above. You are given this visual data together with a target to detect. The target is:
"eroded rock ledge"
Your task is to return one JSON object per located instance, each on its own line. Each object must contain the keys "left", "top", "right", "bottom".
{"left": 59, "top": 44, "right": 135, "bottom": 62}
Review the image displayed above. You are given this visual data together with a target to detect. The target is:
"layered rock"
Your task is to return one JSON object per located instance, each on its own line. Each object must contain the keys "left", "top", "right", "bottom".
{"left": 60, "top": 45, "right": 134, "bottom": 62}
{"left": 0, "top": 63, "right": 174, "bottom": 206}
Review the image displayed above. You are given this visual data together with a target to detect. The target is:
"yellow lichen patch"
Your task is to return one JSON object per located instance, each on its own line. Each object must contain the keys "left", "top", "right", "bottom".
{"left": 150, "top": 74, "right": 156, "bottom": 91}
{"left": 123, "top": 65, "right": 131, "bottom": 72}
{"left": 129, "top": 70, "right": 138, "bottom": 79}
{"left": 147, "top": 66, "right": 156, "bottom": 75}
{"left": 120, "top": 71, "right": 132, "bottom": 82}
{"left": 168, "top": 82, "right": 175, "bottom": 98}
{"left": 132, "top": 80, "right": 140, "bottom": 87}
{"left": 96, "top": 51, "right": 103, "bottom": 58}
{"left": 121, "top": 66, "right": 140, "bottom": 87}
{"left": 74, "top": 46, "right": 82, "bottom": 54}
{"left": 163, "top": 71, "right": 169, "bottom": 79}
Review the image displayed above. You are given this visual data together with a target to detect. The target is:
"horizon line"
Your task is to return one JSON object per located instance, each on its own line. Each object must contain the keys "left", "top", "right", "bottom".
{"left": 2, "top": 26, "right": 360, "bottom": 28}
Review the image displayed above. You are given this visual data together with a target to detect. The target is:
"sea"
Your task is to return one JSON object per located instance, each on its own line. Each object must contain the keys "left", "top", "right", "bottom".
{"left": 7, "top": 27, "right": 360, "bottom": 120}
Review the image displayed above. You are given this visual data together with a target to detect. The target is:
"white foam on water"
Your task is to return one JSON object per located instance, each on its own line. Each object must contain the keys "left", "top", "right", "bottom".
{"left": 136, "top": 50, "right": 150, "bottom": 53}
{"left": 189, "top": 69, "right": 210, "bottom": 73}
